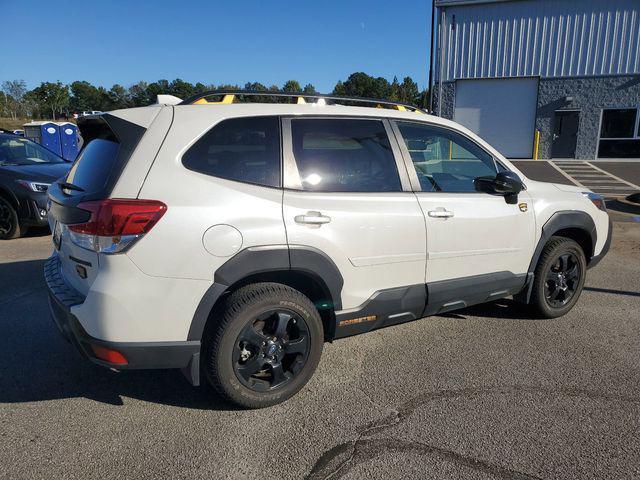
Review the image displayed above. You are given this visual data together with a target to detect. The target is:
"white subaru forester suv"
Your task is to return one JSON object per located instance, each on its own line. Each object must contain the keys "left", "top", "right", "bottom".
{"left": 45, "top": 92, "right": 611, "bottom": 408}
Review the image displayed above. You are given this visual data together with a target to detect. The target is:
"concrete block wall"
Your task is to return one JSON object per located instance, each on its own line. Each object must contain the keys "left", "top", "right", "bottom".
{"left": 536, "top": 75, "right": 640, "bottom": 159}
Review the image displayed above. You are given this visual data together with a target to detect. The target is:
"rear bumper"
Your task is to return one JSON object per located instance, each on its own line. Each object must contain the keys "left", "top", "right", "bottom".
{"left": 44, "top": 254, "right": 201, "bottom": 382}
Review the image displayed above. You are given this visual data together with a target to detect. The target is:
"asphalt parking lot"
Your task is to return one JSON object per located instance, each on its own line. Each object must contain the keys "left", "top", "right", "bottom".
{"left": 1, "top": 219, "right": 639, "bottom": 480}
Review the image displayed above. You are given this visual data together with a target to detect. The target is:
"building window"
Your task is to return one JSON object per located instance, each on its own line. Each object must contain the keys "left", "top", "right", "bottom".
{"left": 598, "top": 108, "right": 640, "bottom": 158}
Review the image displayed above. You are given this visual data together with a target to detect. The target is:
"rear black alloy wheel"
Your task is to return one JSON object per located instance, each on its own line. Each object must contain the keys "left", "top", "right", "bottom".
{"left": 233, "top": 309, "right": 310, "bottom": 392}
{"left": 204, "top": 282, "right": 323, "bottom": 409}
{"left": 530, "top": 236, "right": 587, "bottom": 318}
{"left": 0, "top": 197, "right": 21, "bottom": 240}
{"left": 544, "top": 252, "right": 581, "bottom": 308}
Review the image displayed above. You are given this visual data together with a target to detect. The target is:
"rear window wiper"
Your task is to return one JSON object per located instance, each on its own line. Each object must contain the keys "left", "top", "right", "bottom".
{"left": 58, "top": 181, "right": 85, "bottom": 192}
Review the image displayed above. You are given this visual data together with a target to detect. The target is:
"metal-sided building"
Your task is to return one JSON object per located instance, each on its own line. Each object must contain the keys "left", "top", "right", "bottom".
{"left": 432, "top": 0, "right": 640, "bottom": 159}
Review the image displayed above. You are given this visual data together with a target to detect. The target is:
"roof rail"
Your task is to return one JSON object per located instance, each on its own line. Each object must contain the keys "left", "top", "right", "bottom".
{"left": 178, "top": 90, "right": 425, "bottom": 113}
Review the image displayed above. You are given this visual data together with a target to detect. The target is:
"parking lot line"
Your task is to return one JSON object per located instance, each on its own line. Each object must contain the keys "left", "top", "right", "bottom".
{"left": 547, "top": 161, "right": 583, "bottom": 187}
{"left": 587, "top": 163, "right": 640, "bottom": 190}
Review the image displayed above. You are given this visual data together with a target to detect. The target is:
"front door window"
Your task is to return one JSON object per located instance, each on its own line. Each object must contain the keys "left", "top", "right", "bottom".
{"left": 395, "top": 122, "right": 497, "bottom": 192}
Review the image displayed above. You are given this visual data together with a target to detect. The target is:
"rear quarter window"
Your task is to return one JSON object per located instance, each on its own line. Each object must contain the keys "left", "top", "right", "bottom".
{"left": 182, "top": 116, "right": 281, "bottom": 187}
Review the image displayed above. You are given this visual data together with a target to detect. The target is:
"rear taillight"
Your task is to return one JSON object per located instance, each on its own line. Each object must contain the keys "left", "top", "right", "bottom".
{"left": 67, "top": 199, "right": 166, "bottom": 254}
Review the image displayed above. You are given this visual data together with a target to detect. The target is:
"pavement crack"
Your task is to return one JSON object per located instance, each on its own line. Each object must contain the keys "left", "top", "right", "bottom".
{"left": 306, "top": 384, "right": 640, "bottom": 479}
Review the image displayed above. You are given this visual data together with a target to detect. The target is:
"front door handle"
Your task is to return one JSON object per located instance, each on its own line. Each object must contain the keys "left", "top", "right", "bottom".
{"left": 428, "top": 208, "right": 454, "bottom": 219}
{"left": 294, "top": 211, "right": 331, "bottom": 225}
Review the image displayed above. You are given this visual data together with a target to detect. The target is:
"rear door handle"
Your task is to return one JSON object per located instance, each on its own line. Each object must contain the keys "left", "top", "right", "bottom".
{"left": 294, "top": 211, "right": 331, "bottom": 225}
{"left": 428, "top": 208, "right": 454, "bottom": 219}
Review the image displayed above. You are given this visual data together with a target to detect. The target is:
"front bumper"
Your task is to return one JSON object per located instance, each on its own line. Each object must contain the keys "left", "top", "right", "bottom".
{"left": 44, "top": 254, "right": 201, "bottom": 383}
{"left": 17, "top": 191, "right": 50, "bottom": 227}
{"left": 588, "top": 217, "right": 613, "bottom": 269}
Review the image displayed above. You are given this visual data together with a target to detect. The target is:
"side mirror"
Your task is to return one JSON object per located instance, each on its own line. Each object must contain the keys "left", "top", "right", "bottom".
{"left": 493, "top": 171, "right": 524, "bottom": 195}
{"left": 474, "top": 171, "right": 524, "bottom": 204}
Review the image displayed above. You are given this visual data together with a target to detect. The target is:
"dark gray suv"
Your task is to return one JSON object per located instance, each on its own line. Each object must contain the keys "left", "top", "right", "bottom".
{"left": 0, "top": 133, "right": 70, "bottom": 239}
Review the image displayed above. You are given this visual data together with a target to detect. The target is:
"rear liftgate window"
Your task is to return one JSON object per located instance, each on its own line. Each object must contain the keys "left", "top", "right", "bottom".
{"left": 182, "top": 116, "right": 281, "bottom": 187}
{"left": 65, "top": 114, "right": 146, "bottom": 197}
{"left": 66, "top": 139, "right": 120, "bottom": 192}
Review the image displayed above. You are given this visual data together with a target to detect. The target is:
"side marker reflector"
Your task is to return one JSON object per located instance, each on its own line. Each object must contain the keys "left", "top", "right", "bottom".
{"left": 91, "top": 344, "right": 128, "bottom": 365}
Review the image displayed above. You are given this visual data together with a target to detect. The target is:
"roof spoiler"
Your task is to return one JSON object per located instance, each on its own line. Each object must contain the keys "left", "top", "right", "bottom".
{"left": 156, "top": 94, "right": 183, "bottom": 106}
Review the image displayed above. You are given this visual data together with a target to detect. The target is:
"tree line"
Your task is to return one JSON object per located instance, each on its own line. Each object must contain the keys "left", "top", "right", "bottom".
{"left": 0, "top": 73, "right": 428, "bottom": 121}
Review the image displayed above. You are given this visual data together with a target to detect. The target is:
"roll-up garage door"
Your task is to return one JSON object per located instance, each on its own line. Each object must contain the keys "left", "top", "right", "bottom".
{"left": 454, "top": 78, "right": 538, "bottom": 159}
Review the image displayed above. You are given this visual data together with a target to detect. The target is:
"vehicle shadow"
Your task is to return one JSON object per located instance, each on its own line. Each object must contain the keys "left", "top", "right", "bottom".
{"left": 437, "top": 284, "right": 640, "bottom": 321}
{"left": 0, "top": 258, "right": 238, "bottom": 411}
{"left": 437, "top": 298, "right": 541, "bottom": 321}
{"left": 23, "top": 226, "right": 51, "bottom": 238}
{"left": 584, "top": 286, "right": 640, "bottom": 298}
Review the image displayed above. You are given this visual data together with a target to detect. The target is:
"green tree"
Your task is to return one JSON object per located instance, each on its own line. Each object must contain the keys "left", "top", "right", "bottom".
{"left": 244, "top": 82, "right": 268, "bottom": 91}
{"left": 145, "top": 80, "right": 171, "bottom": 104}
{"left": 389, "top": 76, "right": 401, "bottom": 102}
{"left": 194, "top": 82, "right": 208, "bottom": 94}
{"left": 283, "top": 80, "right": 302, "bottom": 93}
{"left": 332, "top": 72, "right": 391, "bottom": 99}
{"left": 169, "top": 78, "right": 195, "bottom": 99}
{"left": 302, "top": 83, "right": 317, "bottom": 95}
{"left": 107, "top": 84, "right": 130, "bottom": 110}
{"left": 70, "top": 81, "right": 102, "bottom": 112}
{"left": 243, "top": 82, "right": 268, "bottom": 102}
{"left": 128, "top": 81, "right": 151, "bottom": 107}
{"left": 398, "top": 76, "right": 419, "bottom": 105}
{"left": 418, "top": 88, "right": 430, "bottom": 109}
{"left": 28, "top": 82, "right": 69, "bottom": 120}
{"left": 1, "top": 80, "right": 27, "bottom": 119}
{"left": 0, "top": 91, "right": 7, "bottom": 117}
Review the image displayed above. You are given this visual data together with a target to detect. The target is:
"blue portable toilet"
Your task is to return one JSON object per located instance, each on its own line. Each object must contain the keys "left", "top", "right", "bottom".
{"left": 23, "top": 121, "right": 62, "bottom": 157}
{"left": 58, "top": 122, "right": 79, "bottom": 161}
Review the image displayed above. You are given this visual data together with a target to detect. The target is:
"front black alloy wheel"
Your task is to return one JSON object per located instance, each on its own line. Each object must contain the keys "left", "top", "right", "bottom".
{"left": 544, "top": 252, "right": 581, "bottom": 308}
{"left": 204, "top": 282, "right": 323, "bottom": 409}
{"left": 530, "top": 236, "right": 587, "bottom": 318}
{"left": 0, "top": 197, "right": 21, "bottom": 240}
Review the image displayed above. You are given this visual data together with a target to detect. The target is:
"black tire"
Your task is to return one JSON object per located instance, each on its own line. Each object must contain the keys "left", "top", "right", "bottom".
{"left": 203, "top": 282, "right": 324, "bottom": 409}
{"left": 0, "top": 197, "right": 22, "bottom": 240}
{"left": 529, "top": 236, "right": 587, "bottom": 318}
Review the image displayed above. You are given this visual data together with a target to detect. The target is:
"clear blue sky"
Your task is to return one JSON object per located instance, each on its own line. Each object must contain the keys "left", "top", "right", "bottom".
{"left": 0, "top": 0, "right": 433, "bottom": 92}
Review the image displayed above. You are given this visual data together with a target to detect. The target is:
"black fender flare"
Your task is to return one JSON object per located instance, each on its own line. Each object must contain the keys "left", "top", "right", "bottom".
{"left": 0, "top": 185, "right": 20, "bottom": 209}
{"left": 187, "top": 245, "right": 344, "bottom": 341}
{"left": 517, "top": 210, "right": 597, "bottom": 303}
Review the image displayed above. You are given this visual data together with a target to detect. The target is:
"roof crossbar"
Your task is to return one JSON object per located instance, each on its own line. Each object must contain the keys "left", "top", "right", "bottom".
{"left": 179, "top": 90, "right": 425, "bottom": 113}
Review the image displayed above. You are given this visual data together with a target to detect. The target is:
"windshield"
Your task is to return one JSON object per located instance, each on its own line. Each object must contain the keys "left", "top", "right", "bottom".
{"left": 0, "top": 134, "right": 64, "bottom": 165}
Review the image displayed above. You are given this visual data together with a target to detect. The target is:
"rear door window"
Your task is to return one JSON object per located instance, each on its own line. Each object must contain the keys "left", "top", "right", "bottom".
{"left": 290, "top": 118, "right": 401, "bottom": 192}
{"left": 182, "top": 116, "right": 281, "bottom": 187}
